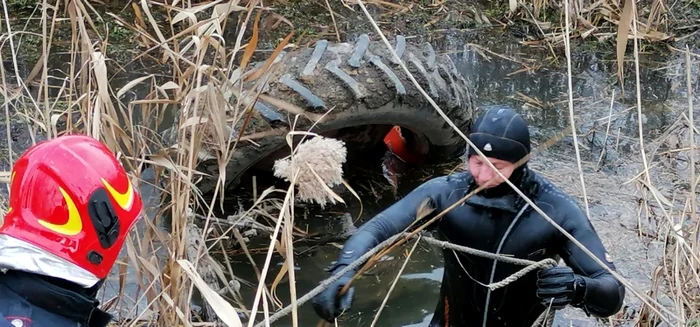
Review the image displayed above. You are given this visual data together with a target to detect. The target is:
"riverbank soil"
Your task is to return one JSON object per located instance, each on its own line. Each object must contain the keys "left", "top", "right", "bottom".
{"left": 1, "top": 0, "right": 699, "bottom": 326}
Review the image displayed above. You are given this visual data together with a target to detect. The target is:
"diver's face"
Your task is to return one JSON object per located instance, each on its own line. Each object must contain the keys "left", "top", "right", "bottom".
{"left": 468, "top": 155, "right": 516, "bottom": 188}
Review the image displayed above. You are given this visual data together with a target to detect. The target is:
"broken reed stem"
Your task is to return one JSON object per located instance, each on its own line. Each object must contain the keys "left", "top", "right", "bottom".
{"left": 563, "top": 0, "right": 591, "bottom": 219}
{"left": 286, "top": 178, "right": 299, "bottom": 327}
{"left": 258, "top": 232, "right": 554, "bottom": 327}
{"left": 683, "top": 45, "right": 699, "bottom": 323}
{"left": 631, "top": 0, "right": 654, "bottom": 195}
{"left": 324, "top": 0, "right": 341, "bottom": 42}
{"left": 331, "top": 125, "right": 570, "bottom": 312}
{"left": 685, "top": 46, "right": 696, "bottom": 254}
{"left": 627, "top": 0, "right": 677, "bottom": 228}
{"left": 369, "top": 235, "right": 421, "bottom": 327}
{"left": 355, "top": 0, "right": 678, "bottom": 323}
{"left": 256, "top": 231, "right": 408, "bottom": 327}
{"left": 596, "top": 89, "right": 616, "bottom": 170}
{"left": 246, "top": 169, "right": 300, "bottom": 327}
{"left": 0, "top": 0, "right": 26, "bottom": 92}
{"left": 177, "top": 35, "right": 220, "bottom": 323}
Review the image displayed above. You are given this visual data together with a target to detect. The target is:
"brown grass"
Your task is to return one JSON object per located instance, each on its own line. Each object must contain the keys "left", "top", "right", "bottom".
{"left": 0, "top": 0, "right": 698, "bottom": 327}
{"left": 0, "top": 0, "right": 304, "bottom": 325}
{"left": 510, "top": 0, "right": 673, "bottom": 44}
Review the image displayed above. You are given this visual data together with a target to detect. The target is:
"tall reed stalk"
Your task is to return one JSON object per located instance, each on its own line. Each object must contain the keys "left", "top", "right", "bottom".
{"left": 0, "top": 0, "right": 697, "bottom": 326}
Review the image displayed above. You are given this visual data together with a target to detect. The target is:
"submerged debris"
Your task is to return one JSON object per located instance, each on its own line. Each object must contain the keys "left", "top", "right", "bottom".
{"left": 339, "top": 212, "right": 358, "bottom": 238}
{"left": 184, "top": 222, "right": 226, "bottom": 323}
{"left": 273, "top": 135, "right": 347, "bottom": 207}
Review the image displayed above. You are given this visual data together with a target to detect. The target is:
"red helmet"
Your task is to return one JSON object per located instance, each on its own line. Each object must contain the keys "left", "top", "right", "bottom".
{"left": 383, "top": 126, "right": 425, "bottom": 164}
{"left": 0, "top": 134, "right": 143, "bottom": 285}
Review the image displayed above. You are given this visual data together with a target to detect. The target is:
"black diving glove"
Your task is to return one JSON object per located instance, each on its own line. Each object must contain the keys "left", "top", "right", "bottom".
{"left": 536, "top": 266, "right": 586, "bottom": 309}
{"left": 311, "top": 263, "right": 356, "bottom": 322}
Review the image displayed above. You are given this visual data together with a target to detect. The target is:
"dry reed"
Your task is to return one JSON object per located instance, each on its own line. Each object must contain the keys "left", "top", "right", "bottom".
{"left": 272, "top": 134, "right": 348, "bottom": 208}
{"left": 0, "top": 0, "right": 302, "bottom": 325}
{"left": 0, "top": 0, "right": 698, "bottom": 327}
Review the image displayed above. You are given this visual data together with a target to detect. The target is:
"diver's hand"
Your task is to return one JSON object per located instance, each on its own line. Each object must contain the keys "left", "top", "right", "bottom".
{"left": 311, "top": 263, "right": 356, "bottom": 322}
{"left": 536, "top": 266, "right": 585, "bottom": 309}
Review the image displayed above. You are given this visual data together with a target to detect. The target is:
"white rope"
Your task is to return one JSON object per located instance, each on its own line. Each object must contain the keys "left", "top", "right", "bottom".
{"left": 251, "top": 232, "right": 559, "bottom": 327}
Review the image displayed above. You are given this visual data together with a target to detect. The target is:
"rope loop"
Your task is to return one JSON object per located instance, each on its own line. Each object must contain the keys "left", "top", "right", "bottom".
{"left": 252, "top": 232, "right": 559, "bottom": 327}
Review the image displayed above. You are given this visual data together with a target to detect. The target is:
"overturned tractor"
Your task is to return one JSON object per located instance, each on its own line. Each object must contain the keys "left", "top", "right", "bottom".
{"left": 161, "top": 34, "right": 476, "bottom": 198}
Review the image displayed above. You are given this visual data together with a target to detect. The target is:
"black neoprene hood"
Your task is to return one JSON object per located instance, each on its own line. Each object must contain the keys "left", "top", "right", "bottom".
{"left": 468, "top": 106, "right": 531, "bottom": 163}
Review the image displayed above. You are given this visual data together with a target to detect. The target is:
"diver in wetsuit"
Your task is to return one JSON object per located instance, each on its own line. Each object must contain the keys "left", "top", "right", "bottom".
{"left": 311, "top": 106, "right": 625, "bottom": 327}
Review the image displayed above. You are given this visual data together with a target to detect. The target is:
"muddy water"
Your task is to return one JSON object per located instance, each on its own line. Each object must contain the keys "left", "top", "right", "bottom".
{"left": 228, "top": 35, "right": 697, "bottom": 327}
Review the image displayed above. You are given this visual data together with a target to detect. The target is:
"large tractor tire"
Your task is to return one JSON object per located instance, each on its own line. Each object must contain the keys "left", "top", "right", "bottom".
{"left": 166, "top": 34, "right": 476, "bottom": 196}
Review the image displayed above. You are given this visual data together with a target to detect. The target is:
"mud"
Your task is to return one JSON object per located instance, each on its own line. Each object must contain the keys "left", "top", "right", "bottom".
{"left": 226, "top": 27, "right": 700, "bottom": 327}
{"left": 0, "top": 0, "right": 699, "bottom": 326}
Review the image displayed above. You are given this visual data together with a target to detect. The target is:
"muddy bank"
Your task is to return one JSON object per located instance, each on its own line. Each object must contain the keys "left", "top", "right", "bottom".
{"left": 230, "top": 157, "right": 659, "bottom": 327}
{"left": 225, "top": 44, "right": 697, "bottom": 327}
{"left": 0, "top": 0, "right": 698, "bottom": 326}
{"left": 220, "top": 9, "right": 699, "bottom": 324}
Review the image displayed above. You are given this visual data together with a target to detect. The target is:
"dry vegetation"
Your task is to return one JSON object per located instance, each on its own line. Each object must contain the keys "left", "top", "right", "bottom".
{"left": 0, "top": 0, "right": 698, "bottom": 326}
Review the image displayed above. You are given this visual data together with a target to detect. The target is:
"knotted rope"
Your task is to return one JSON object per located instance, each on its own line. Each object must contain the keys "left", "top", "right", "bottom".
{"left": 251, "top": 233, "right": 559, "bottom": 327}
{"left": 419, "top": 236, "right": 558, "bottom": 291}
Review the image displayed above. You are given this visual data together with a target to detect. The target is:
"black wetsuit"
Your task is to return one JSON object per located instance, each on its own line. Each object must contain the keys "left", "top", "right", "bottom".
{"left": 0, "top": 270, "right": 113, "bottom": 327}
{"left": 331, "top": 168, "right": 624, "bottom": 326}
{"left": 312, "top": 106, "right": 625, "bottom": 326}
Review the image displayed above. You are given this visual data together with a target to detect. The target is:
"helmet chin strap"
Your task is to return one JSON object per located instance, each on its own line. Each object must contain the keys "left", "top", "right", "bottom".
{"left": 0, "top": 234, "right": 100, "bottom": 288}
{"left": 38, "top": 274, "right": 105, "bottom": 298}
